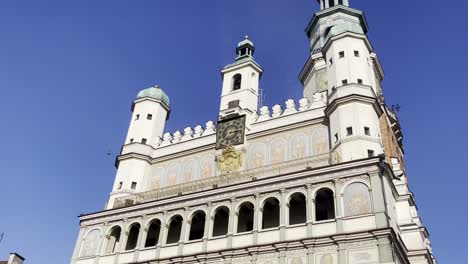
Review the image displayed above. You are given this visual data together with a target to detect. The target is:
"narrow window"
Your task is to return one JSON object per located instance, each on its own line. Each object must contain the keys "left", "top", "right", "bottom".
{"left": 130, "top": 138, "right": 134, "bottom": 143}
{"left": 364, "top": 127, "right": 371, "bottom": 136}
{"left": 315, "top": 189, "right": 335, "bottom": 221}
{"left": 289, "top": 193, "right": 306, "bottom": 225}
{"left": 147, "top": 114, "right": 152, "bottom": 120}
{"left": 357, "top": 79, "right": 363, "bottom": 84}
{"left": 212, "top": 207, "right": 230, "bottom": 237}
{"left": 166, "top": 215, "right": 183, "bottom": 244}
{"left": 125, "top": 223, "right": 140, "bottom": 251}
{"left": 329, "top": 58, "right": 333, "bottom": 66}
{"left": 338, "top": 0, "right": 344, "bottom": 4}
{"left": 334, "top": 133, "right": 339, "bottom": 143}
{"left": 105, "top": 226, "right": 121, "bottom": 254}
{"left": 144, "top": 220, "right": 161, "bottom": 248}
{"left": 339, "top": 51, "right": 345, "bottom": 58}
{"left": 342, "top": 79, "right": 348, "bottom": 85}
{"left": 141, "top": 138, "right": 147, "bottom": 144}
{"left": 117, "top": 182, "right": 123, "bottom": 190}
{"left": 346, "top": 127, "right": 353, "bottom": 136}
{"left": 135, "top": 114, "right": 140, "bottom": 120}
{"left": 188, "top": 211, "right": 206, "bottom": 241}
{"left": 237, "top": 202, "right": 254, "bottom": 233}
{"left": 354, "top": 50, "right": 360, "bottom": 57}
{"left": 131, "top": 182, "right": 137, "bottom": 190}
{"left": 368, "top": 150, "right": 375, "bottom": 157}
{"left": 262, "top": 198, "right": 280, "bottom": 229}
{"left": 228, "top": 100, "right": 240, "bottom": 109}
{"left": 328, "top": 0, "right": 334, "bottom": 7}
{"left": 233, "top": 74, "right": 242, "bottom": 91}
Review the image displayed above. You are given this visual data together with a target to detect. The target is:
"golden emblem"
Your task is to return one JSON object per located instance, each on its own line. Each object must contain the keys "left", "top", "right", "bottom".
{"left": 216, "top": 145, "right": 243, "bottom": 174}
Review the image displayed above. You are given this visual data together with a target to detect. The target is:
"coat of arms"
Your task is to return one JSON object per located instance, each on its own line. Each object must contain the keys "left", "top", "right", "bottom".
{"left": 216, "top": 145, "right": 243, "bottom": 174}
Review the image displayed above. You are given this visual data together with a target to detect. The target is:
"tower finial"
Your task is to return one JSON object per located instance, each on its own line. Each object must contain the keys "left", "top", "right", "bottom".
{"left": 245, "top": 35, "right": 249, "bottom": 40}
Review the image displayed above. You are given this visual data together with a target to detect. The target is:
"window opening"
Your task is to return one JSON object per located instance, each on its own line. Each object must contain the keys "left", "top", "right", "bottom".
{"left": 237, "top": 202, "right": 254, "bottom": 233}
{"left": 289, "top": 193, "right": 307, "bottom": 225}
{"left": 315, "top": 189, "right": 335, "bottom": 221}
{"left": 166, "top": 215, "right": 183, "bottom": 244}
{"left": 144, "top": 220, "right": 161, "bottom": 247}
{"left": 212, "top": 207, "right": 230, "bottom": 237}
{"left": 125, "top": 223, "right": 140, "bottom": 251}
{"left": 189, "top": 211, "right": 206, "bottom": 241}
{"left": 262, "top": 198, "right": 280, "bottom": 229}
{"left": 147, "top": 114, "right": 152, "bottom": 120}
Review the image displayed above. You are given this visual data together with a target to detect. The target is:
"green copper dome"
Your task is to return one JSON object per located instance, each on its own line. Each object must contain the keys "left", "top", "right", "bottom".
{"left": 136, "top": 85, "right": 170, "bottom": 107}
{"left": 237, "top": 35, "right": 254, "bottom": 47}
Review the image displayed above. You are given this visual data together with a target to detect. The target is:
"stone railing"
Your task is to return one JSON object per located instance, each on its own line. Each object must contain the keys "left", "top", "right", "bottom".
{"left": 113, "top": 153, "right": 330, "bottom": 208}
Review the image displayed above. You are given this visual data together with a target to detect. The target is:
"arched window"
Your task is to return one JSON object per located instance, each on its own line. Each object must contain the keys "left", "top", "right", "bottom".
{"left": 80, "top": 229, "right": 101, "bottom": 257}
{"left": 166, "top": 215, "right": 183, "bottom": 244}
{"left": 262, "top": 197, "right": 280, "bottom": 229}
{"left": 233, "top": 74, "right": 242, "bottom": 91}
{"left": 343, "top": 182, "right": 372, "bottom": 216}
{"left": 212, "top": 206, "right": 230, "bottom": 237}
{"left": 289, "top": 193, "right": 307, "bottom": 225}
{"left": 144, "top": 220, "right": 161, "bottom": 248}
{"left": 105, "top": 226, "right": 121, "bottom": 254}
{"left": 125, "top": 223, "right": 140, "bottom": 251}
{"left": 315, "top": 188, "right": 335, "bottom": 221}
{"left": 237, "top": 202, "right": 254, "bottom": 233}
{"left": 189, "top": 211, "right": 206, "bottom": 241}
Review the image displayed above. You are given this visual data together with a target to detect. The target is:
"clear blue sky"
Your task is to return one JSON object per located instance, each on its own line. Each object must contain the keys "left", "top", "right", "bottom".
{"left": 0, "top": 0, "right": 466, "bottom": 263}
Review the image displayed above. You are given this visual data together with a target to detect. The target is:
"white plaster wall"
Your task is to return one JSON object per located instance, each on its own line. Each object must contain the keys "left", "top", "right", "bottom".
{"left": 220, "top": 64, "right": 261, "bottom": 114}
{"left": 125, "top": 100, "right": 168, "bottom": 147}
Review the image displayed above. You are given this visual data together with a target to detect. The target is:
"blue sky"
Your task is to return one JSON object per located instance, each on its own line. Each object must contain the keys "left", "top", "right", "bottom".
{"left": 0, "top": 0, "right": 466, "bottom": 263}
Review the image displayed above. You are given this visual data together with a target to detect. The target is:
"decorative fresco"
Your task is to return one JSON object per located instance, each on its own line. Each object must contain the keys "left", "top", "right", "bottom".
{"left": 182, "top": 159, "right": 198, "bottom": 183}
{"left": 151, "top": 167, "right": 164, "bottom": 189}
{"left": 312, "top": 128, "right": 329, "bottom": 155}
{"left": 80, "top": 229, "right": 101, "bottom": 257}
{"left": 270, "top": 139, "right": 287, "bottom": 164}
{"left": 200, "top": 155, "right": 215, "bottom": 179}
{"left": 343, "top": 183, "right": 372, "bottom": 216}
{"left": 165, "top": 164, "right": 180, "bottom": 186}
{"left": 249, "top": 143, "right": 267, "bottom": 168}
{"left": 288, "top": 256, "right": 305, "bottom": 264}
{"left": 320, "top": 254, "right": 334, "bottom": 264}
{"left": 291, "top": 134, "right": 308, "bottom": 159}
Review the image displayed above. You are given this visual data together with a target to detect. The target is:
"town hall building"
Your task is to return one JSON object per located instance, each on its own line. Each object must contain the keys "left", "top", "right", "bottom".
{"left": 71, "top": 1, "right": 436, "bottom": 264}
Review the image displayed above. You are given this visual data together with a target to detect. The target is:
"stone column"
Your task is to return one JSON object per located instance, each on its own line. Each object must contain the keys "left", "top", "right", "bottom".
{"left": 333, "top": 180, "right": 345, "bottom": 233}
{"left": 280, "top": 189, "right": 287, "bottom": 240}
{"left": 178, "top": 208, "right": 189, "bottom": 256}
{"left": 203, "top": 203, "right": 212, "bottom": 252}
{"left": 343, "top": 0, "right": 349, "bottom": 6}
{"left": 334, "top": 0, "right": 339, "bottom": 6}
{"left": 320, "top": 0, "right": 325, "bottom": 10}
{"left": 307, "top": 247, "right": 316, "bottom": 264}
{"left": 278, "top": 249, "right": 287, "bottom": 264}
{"left": 133, "top": 217, "right": 146, "bottom": 262}
{"left": 337, "top": 243, "right": 347, "bottom": 264}
{"left": 377, "top": 237, "right": 394, "bottom": 263}
{"left": 228, "top": 198, "right": 236, "bottom": 248}
{"left": 370, "top": 173, "right": 389, "bottom": 228}
{"left": 253, "top": 194, "right": 260, "bottom": 245}
{"left": 115, "top": 220, "right": 129, "bottom": 264}
{"left": 306, "top": 184, "right": 314, "bottom": 237}
{"left": 155, "top": 212, "right": 167, "bottom": 260}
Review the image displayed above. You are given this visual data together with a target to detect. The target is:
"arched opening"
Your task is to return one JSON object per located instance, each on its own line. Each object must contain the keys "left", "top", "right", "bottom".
{"left": 144, "top": 220, "right": 161, "bottom": 248}
{"left": 212, "top": 206, "right": 230, "bottom": 237}
{"left": 289, "top": 193, "right": 307, "bottom": 225}
{"left": 315, "top": 189, "right": 335, "bottom": 221}
{"left": 189, "top": 211, "right": 206, "bottom": 241}
{"left": 233, "top": 74, "right": 242, "bottom": 91}
{"left": 166, "top": 215, "right": 183, "bottom": 244}
{"left": 125, "top": 223, "right": 140, "bottom": 251}
{"left": 237, "top": 202, "right": 254, "bottom": 233}
{"left": 343, "top": 182, "right": 372, "bottom": 216}
{"left": 105, "top": 226, "right": 121, "bottom": 254}
{"left": 262, "top": 198, "right": 280, "bottom": 229}
{"left": 80, "top": 229, "right": 101, "bottom": 257}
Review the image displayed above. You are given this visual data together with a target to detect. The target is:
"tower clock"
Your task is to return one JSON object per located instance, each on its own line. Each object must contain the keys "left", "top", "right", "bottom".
{"left": 216, "top": 115, "right": 246, "bottom": 149}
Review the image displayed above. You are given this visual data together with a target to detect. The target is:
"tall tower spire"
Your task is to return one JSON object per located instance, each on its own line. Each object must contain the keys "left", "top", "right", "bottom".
{"left": 219, "top": 36, "right": 263, "bottom": 121}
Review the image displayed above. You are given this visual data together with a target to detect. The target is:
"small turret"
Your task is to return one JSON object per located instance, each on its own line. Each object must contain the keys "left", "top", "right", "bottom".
{"left": 125, "top": 85, "right": 170, "bottom": 146}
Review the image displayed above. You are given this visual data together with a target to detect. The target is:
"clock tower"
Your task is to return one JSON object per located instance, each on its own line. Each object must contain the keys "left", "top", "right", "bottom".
{"left": 219, "top": 36, "right": 263, "bottom": 121}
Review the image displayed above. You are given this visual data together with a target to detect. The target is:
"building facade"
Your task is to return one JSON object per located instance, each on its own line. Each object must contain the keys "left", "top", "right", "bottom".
{"left": 71, "top": 1, "right": 436, "bottom": 264}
